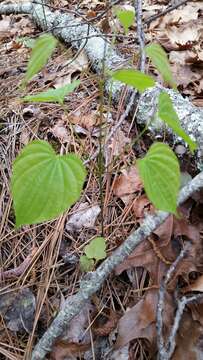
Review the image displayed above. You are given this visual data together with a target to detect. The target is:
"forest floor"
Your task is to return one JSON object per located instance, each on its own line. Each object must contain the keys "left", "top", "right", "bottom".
{"left": 0, "top": 0, "right": 203, "bottom": 359}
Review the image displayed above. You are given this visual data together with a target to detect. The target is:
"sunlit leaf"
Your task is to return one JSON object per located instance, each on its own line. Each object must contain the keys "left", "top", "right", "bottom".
{"left": 112, "top": 69, "right": 155, "bottom": 92}
{"left": 22, "top": 34, "right": 57, "bottom": 87}
{"left": 137, "top": 143, "right": 180, "bottom": 214}
{"left": 11, "top": 140, "right": 86, "bottom": 227}
{"left": 158, "top": 92, "right": 197, "bottom": 153}
{"left": 84, "top": 237, "right": 106, "bottom": 261}
{"left": 145, "top": 43, "right": 176, "bottom": 89}
{"left": 22, "top": 80, "right": 80, "bottom": 104}
{"left": 116, "top": 9, "right": 135, "bottom": 34}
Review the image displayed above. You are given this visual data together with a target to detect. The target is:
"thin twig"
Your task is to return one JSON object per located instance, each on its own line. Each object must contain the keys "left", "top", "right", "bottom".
{"left": 144, "top": 0, "right": 189, "bottom": 25}
{"left": 135, "top": 0, "right": 145, "bottom": 72}
{"left": 32, "top": 172, "right": 203, "bottom": 359}
{"left": 157, "top": 245, "right": 189, "bottom": 359}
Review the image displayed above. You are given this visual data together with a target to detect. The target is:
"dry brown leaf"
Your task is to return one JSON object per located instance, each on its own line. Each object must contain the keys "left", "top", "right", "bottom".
{"left": 115, "top": 290, "right": 157, "bottom": 350}
{"left": 172, "top": 312, "right": 203, "bottom": 360}
{"left": 51, "top": 120, "right": 70, "bottom": 143}
{"left": 66, "top": 202, "right": 101, "bottom": 231}
{"left": 68, "top": 111, "right": 98, "bottom": 129}
{"left": 184, "top": 274, "right": 203, "bottom": 292}
{"left": 51, "top": 341, "right": 91, "bottom": 360}
{"left": 113, "top": 166, "right": 143, "bottom": 205}
{"left": 132, "top": 194, "right": 155, "bottom": 221}
{"left": 166, "top": 23, "right": 199, "bottom": 48}
{"left": 115, "top": 289, "right": 174, "bottom": 352}
{"left": 108, "top": 129, "right": 131, "bottom": 157}
{"left": 116, "top": 216, "right": 200, "bottom": 286}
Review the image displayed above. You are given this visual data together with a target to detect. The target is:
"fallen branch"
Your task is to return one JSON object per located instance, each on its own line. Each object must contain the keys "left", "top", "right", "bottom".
{"left": 31, "top": 172, "right": 203, "bottom": 359}
{"left": 0, "top": 1, "right": 203, "bottom": 157}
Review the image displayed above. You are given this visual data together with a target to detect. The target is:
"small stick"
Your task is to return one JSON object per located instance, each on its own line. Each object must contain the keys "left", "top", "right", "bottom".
{"left": 157, "top": 245, "right": 189, "bottom": 359}
{"left": 32, "top": 172, "right": 203, "bottom": 359}
{"left": 135, "top": 0, "right": 145, "bottom": 72}
{"left": 145, "top": 0, "right": 189, "bottom": 25}
{"left": 157, "top": 243, "right": 203, "bottom": 360}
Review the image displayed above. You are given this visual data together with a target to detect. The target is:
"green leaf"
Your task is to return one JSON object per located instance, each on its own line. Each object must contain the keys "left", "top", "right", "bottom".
{"left": 11, "top": 140, "right": 86, "bottom": 227}
{"left": 137, "top": 143, "right": 180, "bottom": 214}
{"left": 22, "top": 80, "right": 80, "bottom": 104}
{"left": 84, "top": 237, "right": 106, "bottom": 261}
{"left": 112, "top": 69, "right": 155, "bottom": 92}
{"left": 158, "top": 92, "right": 197, "bottom": 153}
{"left": 80, "top": 256, "right": 94, "bottom": 272}
{"left": 116, "top": 9, "right": 135, "bottom": 34}
{"left": 22, "top": 34, "right": 57, "bottom": 87}
{"left": 145, "top": 43, "right": 176, "bottom": 89}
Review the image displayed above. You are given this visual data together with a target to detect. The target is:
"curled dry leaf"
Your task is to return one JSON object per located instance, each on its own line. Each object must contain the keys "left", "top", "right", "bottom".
{"left": 184, "top": 274, "right": 203, "bottom": 293}
{"left": 132, "top": 194, "right": 155, "bottom": 222}
{"left": 51, "top": 120, "right": 70, "bottom": 143}
{"left": 66, "top": 202, "right": 101, "bottom": 232}
{"left": 53, "top": 50, "right": 88, "bottom": 89}
{"left": 68, "top": 111, "right": 98, "bottom": 129}
{"left": 113, "top": 166, "right": 143, "bottom": 205}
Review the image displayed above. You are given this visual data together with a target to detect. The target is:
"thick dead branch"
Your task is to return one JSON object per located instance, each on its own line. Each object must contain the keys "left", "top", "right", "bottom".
{"left": 137, "top": 85, "right": 203, "bottom": 163}
{"left": 31, "top": 172, "right": 203, "bottom": 359}
{"left": 0, "top": 1, "right": 203, "bottom": 157}
{"left": 0, "top": 2, "right": 203, "bottom": 156}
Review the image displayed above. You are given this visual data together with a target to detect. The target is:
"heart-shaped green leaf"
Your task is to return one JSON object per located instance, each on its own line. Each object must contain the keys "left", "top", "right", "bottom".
{"left": 112, "top": 69, "right": 155, "bottom": 92}
{"left": 84, "top": 237, "right": 106, "bottom": 261}
{"left": 158, "top": 92, "right": 197, "bottom": 153}
{"left": 22, "top": 34, "right": 57, "bottom": 87}
{"left": 145, "top": 43, "right": 176, "bottom": 89}
{"left": 137, "top": 143, "right": 180, "bottom": 214}
{"left": 80, "top": 256, "right": 94, "bottom": 272}
{"left": 116, "top": 9, "right": 135, "bottom": 34}
{"left": 22, "top": 80, "right": 80, "bottom": 105}
{"left": 11, "top": 140, "right": 86, "bottom": 227}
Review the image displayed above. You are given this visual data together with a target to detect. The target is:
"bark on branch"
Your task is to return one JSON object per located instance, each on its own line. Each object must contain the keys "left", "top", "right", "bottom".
{"left": 1, "top": 2, "right": 203, "bottom": 358}
{"left": 31, "top": 171, "right": 203, "bottom": 359}
{"left": 1, "top": 1, "right": 203, "bottom": 159}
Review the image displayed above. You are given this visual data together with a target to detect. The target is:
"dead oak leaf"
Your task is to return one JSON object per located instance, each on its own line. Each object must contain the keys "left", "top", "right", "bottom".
{"left": 172, "top": 312, "right": 203, "bottom": 360}
{"left": 116, "top": 216, "right": 200, "bottom": 286}
{"left": 113, "top": 166, "right": 143, "bottom": 205}
{"left": 115, "top": 289, "right": 174, "bottom": 352}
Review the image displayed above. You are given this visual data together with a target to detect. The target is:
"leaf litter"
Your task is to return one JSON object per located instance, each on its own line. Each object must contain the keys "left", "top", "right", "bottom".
{"left": 0, "top": 0, "right": 203, "bottom": 359}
